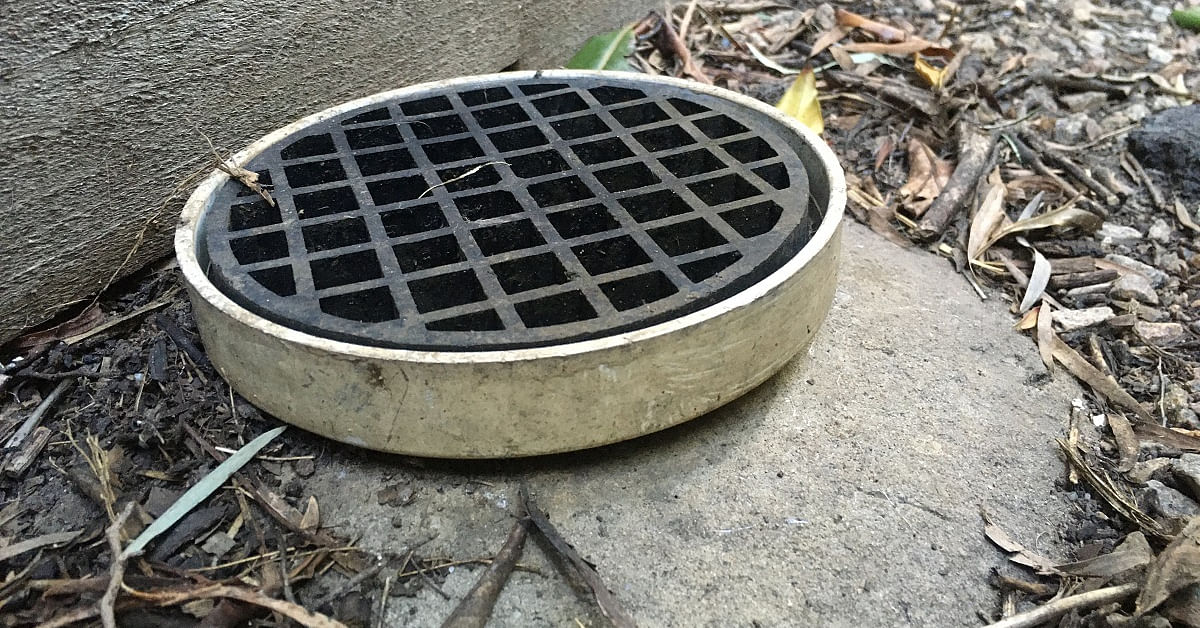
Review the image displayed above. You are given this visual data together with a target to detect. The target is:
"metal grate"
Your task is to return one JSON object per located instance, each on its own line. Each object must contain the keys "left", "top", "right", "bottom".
{"left": 198, "top": 75, "right": 818, "bottom": 350}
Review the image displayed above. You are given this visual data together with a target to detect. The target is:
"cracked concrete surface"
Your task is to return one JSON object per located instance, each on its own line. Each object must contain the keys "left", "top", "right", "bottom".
{"left": 301, "top": 220, "right": 1077, "bottom": 626}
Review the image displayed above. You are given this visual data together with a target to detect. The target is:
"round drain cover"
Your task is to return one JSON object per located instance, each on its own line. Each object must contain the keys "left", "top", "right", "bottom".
{"left": 198, "top": 74, "right": 815, "bottom": 350}
{"left": 178, "top": 71, "right": 845, "bottom": 457}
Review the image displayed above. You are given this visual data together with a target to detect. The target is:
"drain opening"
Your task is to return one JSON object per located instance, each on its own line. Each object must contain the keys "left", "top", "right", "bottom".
{"left": 199, "top": 75, "right": 820, "bottom": 350}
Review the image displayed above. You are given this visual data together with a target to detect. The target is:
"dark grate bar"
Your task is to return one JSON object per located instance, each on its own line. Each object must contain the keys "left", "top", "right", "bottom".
{"left": 199, "top": 75, "right": 819, "bottom": 350}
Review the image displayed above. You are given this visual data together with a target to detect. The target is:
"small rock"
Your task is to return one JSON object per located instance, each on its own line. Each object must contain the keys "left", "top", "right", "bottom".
{"left": 1098, "top": 223, "right": 1144, "bottom": 245}
{"left": 1147, "top": 42, "right": 1174, "bottom": 64}
{"left": 200, "top": 531, "right": 236, "bottom": 559}
{"left": 1165, "top": 384, "right": 1191, "bottom": 416}
{"left": 1136, "top": 321, "right": 1189, "bottom": 346}
{"left": 1059, "top": 91, "right": 1108, "bottom": 113}
{"left": 293, "top": 457, "right": 316, "bottom": 478}
{"left": 1150, "top": 5, "right": 1172, "bottom": 21}
{"left": 962, "top": 33, "right": 996, "bottom": 56}
{"left": 1054, "top": 112, "right": 1091, "bottom": 144}
{"left": 144, "top": 486, "right": 182, "bottom": 517}
{"left": 1172, "top": 454, "right": 1200, "bottom": 500}
{"left": 1148, "top": 218, "right": 1172, "bottom": 243}
{"left": 1109, "top": 273, "right": 1159, "bottom": 304}
{"left": 377, "top": 483, "right": 416, "bottom": 507}
{"left": 1174, "top": 409, "right": 1200, "bottom": 431}
{"left": 1143, "top": 480, "right": 1200, "bottom": 519}
{"left": 1054, "top": 306, "right": 1115, "bottom": 331}
{"left": 1128, "top": 104, "right": 1200, "bottom": 199}
{"left": 1129, "top": 457, "right": 1174, "bottom": 484}
{"left": 1106, "top": 254, "right": 1167, "bottom": 287}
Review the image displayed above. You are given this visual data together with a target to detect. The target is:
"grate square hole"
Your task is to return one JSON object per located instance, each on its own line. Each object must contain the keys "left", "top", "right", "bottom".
{"left": 723, "top": 137, "right": 778, "bottom": 163}
{"left": 392, "top": 234, "right": 467, "bottom": 272}
{"left": 367, "top": 175, "right": 428, "bottom": 206}
{"left": 472, "top": 103, "right": 530, "bottom": 129}
{"left": 600, "top": 270, "right": 678, "bottom": 311}
{"left": 550, "top": 114, "right": 609, "bottom": 140}
{"left": 230, "top": 231, "right": 289, "bottom": 264}
{"left": 633, "top": 125, "right": 695, "bottom": 152}
{"left": 460, "top": 87, "right": 512, "bottom": 106}
{"left": 409, "top": 269, "right": 487, "bottom": 313}
{"left": 694, "top": 114, "right": 749, "bottom": 139}
{"left": 488, "top": 126, "right": 548, "bottom": 151}
{"left": 284, "top": 158, "right": 347, "bottom": 188}
{"left": 572, "top": 235, "right": 651, "bottom": 275}
{"left": 381, "top": 203, "right": 448, "bottom": 237}
{"left": 422, "top": 137, "right": 485, "bottom": 164}
{"left": 589, "top": 86, "right": 645, "bottom": 104}
{"left": 346, "top": 124, "right": 404, "bottom": 149}
{"left": 648, "top": 218, "right": 728, "bottom": 256}
{"left": 753, "top": 163, "right": 789, "bottom": 190}
{"left": 400, "top": 96, "right": 453, "bottom": 115}
{"left": 436, "top": 163, "right": 501, "bottom": 193}
{"left": 342, "top": 108, "right": 390, "bottom": 125}
{"left": 519, "top": 83, "right": 567, "bottom": 95}
{"left": 355, "top": 148, "right": 416, "bottom": 176}
{"left": 302, "top": 217, "right": 370, "bottom": 253}
{"left": 617, "top": 189, "right": 692, "bottom": 222}
{"left": 594, "top": 163, "right": 660, "bottom": 192}
{"left": 310, "top": 250, "right": 383, "bottom": 290}
{"left": 472, "top": 219, "right": 544, "bottom": 255}
{"left": 281, "top": 134, "right": 336, "bottom": 160}
{"left": 515, "top": 291, "right": 597, "bottom": 327}
{"left": 455, "top": 190, "right": 523, "bottom": 220}
{"left": 571, "top": 137, "right": 634, "bottom": 165}
{"left": 249, "top": 265, "right": 296, "bottom": 296}
{"left": 236, "top": 170, "right": 271, "bottom": 197}
{"left": 687, "top": 174, "right": 761, "bottom": 206}
{"left": 668, "top": 97, "right": 710, "bottom": 115}
{"left": 547, "top": 204, "right": 619, "bottom": 238}
{"left": 719, "top": 200, "right": 783, "bottom": 237}
{"left": 506, "top": 150, "right": 570, "bottom": 178}
{"left": 229, "top": 200, "right": 282, "bottom": 231}
{"left": 680, "top": 251, "right": 742, "bottom": 282}
{"left": 426, "top": 309, "right": 504, "bottom": 331}
{"left": 492, "top": 252, "right": 570, "bottom": 294}
{"left": 659, "top": 149, "right": 726, "bottom": 178}
{"left": 610, "top": 102, "right": 669, "bottom": 127}
{"left": 531, "top": 92, "right": 589, "bottom": 116}
{"left": 528, "top": 176, "right": 594, "bottom": 207}
{"left": 294, "top": 186, "right": 358, "bottom": 219}
{"left": 410, "top": 114, "right": 468, "bottom": 139}
{"left": 320, "top": 286, "right": 398, "bottom": 322}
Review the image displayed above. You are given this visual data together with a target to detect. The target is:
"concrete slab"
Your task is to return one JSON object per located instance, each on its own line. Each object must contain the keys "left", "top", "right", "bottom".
{"left": 304, "top": 220, "right": 1077, "bottom": 626}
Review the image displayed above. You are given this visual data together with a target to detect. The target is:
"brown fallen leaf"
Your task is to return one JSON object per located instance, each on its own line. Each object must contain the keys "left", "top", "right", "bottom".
{"left": 12, "top": 304, "right": 104, "bottom": 352}
{"left": 1048, "top": 331, "right": 1153, "bottom": 422}
{"left": 1176, "top": 199, "right": 1200, "bottom": 233}
{"left": 981, "top": 205, "right": 1102, "bottom": 253}
{"left": 1054, "top": 531, "right": 1151, "bottom": 579}
{"left": 982, "top": 511, "right": 1058, "bottom": 571}
{"left": 1137, "top": 517, "right": 1200, "bottom": 615}
{"left": 1109, "top": 413, "right": 1139, "bottom": 473}
{"left": 967, "top": 169, "right": 1009, "bottom": 261}
{"left": 300, "top": 496, "right": 320, "bottom": 533}
{"left": 834, "top": 8, "right": 923, "bottom": 45}
{"left": 809, "top": 24, "right": 853, "bottom": 59}
{"left": 1035, "top": 304, "right": 1054, "bottom": 370}
{"left": 898, "top": 138, "right": 953, "bottom": 217}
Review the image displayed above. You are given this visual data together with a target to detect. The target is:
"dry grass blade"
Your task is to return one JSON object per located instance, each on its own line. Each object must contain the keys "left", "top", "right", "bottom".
{"left": 0, "top": 529, "right": 81, "bottom": 563}
{"left": 520, "top": 485, "right": 636, "bottom": 628}
{"left": 1058, "top": 439, "right": 1166, "bottom": 538}
{"left": 1048, "top": 332, "right": 1153, "bottom": 422}
{"left": 1137, "top": 517, "right": 1200, "bottom": 615}
{"left": 441, "top": 518, "right": 529, "bottom": 628}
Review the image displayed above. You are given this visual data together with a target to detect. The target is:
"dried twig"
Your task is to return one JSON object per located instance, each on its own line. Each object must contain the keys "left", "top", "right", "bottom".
{"left": 5, "top": 378, "right": 73, "bottom": 448}
{"left": 917, "top": 120, "right": 997, "bottom": 238}
{"left": 1018, "top": 131, "right": 1118, "bottom": 206}
{"left": 309, "top": 554, "right": 384, "bottom": 612}
{"left": 984, "top": 582, "right": 1139, "bottom": 628}
{"left": 520, "top": 484, "right": 636, "bottom": 628}
{"left": 100, "top": 503, "right": 135, "bottom": 628}
{"left": 442, "top": 518, "right": 530, "bottom": 628}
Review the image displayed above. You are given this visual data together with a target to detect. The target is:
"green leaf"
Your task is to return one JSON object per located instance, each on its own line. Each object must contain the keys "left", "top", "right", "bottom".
{"left": 565, "top": 24, "right": 636, "bottom": 71}
{"left": 1173, "top": 7, "right": 1200, "bottom": 31}
{"left": 123, "top": 426, "right": 286, "bottom": 557}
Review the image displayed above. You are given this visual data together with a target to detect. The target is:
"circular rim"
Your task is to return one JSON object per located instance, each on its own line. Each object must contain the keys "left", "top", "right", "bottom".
{"left": 176, "top": 70, "right": 846, "bottom": 365}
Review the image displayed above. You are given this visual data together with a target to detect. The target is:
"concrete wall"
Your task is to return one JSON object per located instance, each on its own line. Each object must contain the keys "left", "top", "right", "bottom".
{"left": 0, "top": 0, "right": 652, "bottom": 344}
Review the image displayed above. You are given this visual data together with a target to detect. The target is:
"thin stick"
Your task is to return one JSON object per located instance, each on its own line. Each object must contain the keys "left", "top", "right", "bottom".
{"left": 917, "top": 120, "right": 997, "bottom": 238}
{"left": 984, "top": 582, "right": 1138, "bottom": 628}
{"left": 100, "top": 503, "right": 136, "bottom": 628}
{"left": 441, "top": 518, "right": 529, "bottom": 628}
{"left": 5, "top": 379, "right": 73, "bottom": 448}
{"left": 377, "top": 576, "right": 393, "bottom": 628}
{"left": 309, "top": 554, "right": 384, "bottom": 611}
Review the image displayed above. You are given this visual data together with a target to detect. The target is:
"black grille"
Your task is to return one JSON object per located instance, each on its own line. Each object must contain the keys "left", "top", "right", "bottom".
{"left": 198, "top": 75, "right": 819, "bottom": 350}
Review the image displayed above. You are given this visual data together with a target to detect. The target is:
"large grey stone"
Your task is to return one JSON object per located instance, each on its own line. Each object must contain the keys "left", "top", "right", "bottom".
{"left": 1128, "top": 103, "right": 1200, "bottom": 199}
{"left": 0, "top": 0, "right": 654, "bottom": 344}
{"left": 302, "top": 221, "right": 1077, "bottom": 626}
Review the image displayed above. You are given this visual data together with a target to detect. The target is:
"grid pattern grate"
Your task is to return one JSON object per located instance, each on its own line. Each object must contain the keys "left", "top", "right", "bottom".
{"left": 199, "top": 76, "right": 818, "bottom": 350}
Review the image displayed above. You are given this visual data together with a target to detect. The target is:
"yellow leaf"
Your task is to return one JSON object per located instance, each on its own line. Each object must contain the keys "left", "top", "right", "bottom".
{"left": 775, "top": 66, "right": 824, "bottom": 135}
{"left": 914, "top": 54, "right": 944, "bottom": 88}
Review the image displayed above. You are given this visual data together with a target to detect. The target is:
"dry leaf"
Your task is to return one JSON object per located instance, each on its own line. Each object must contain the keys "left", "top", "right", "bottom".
{"left": 898, "top": 139, "right": 952, "bottom": 217}
{"left": 1019, "top": 247, "right": 1051, "bottom": 313}
{"left": 983, "top": 512, "right": 1058, "bottom": 571}
{"left": 1049, "top": 332, "right": 1153, "bottom": 422}
{"left": 1176, "top": 199, "right": 1200, "bottom": 233}
{"left": 913, "top": 48, "right": 958, "bottom": 89}
{"left": 834, "top": 9, "right": 919, "bottom": 44}
{"left": 980, "top": 205, "right": 1103, "bottom": 258}
{"left": 1109, "top": 413, "right": 1139, "bottom": 473}
{"left": 967, "top": 172, "right": 1008, "bottom": 261}
{"left": 775, "top": 66, "right": 824, "bottom": 134}
{"left": 13, "top": 304, "right": 104, "bottom": 352}
{"left": 1137, "top": 517, "right": 1200, "bottom": 615}
{"left": 810, "top": 24, "right": 853, "bottom": 59}
{"left": 1036, "top": 304, "right": 1054, "bottom": 369}
{"left": 300, "top": 496, "right": 320, "bottom": 533}
{"left": 1054, "top": 531, "right": 1151, "bottom": 578}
